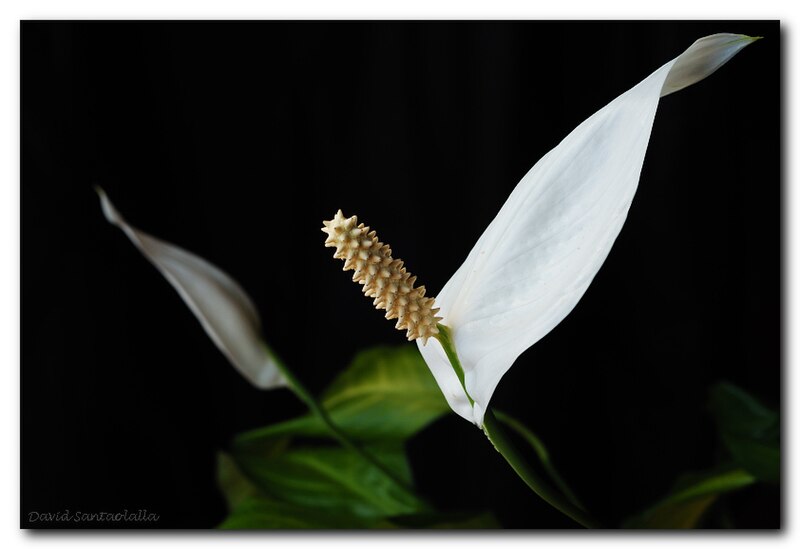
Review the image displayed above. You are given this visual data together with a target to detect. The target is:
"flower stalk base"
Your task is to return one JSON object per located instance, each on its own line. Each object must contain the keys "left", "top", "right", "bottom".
{"left": 481, "top": 409, "right": 599, "bottom": 528}
{"left": 434, "top": 326, "right": 598, "bottom": 528}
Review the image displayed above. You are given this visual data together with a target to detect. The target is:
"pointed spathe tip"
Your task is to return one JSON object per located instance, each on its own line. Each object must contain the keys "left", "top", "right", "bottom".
{"left": 95, "top": 185, "right": 124, "bottom": 227}
{"left": 731, "top": 34, "right": 763, "bottom": 47}
{"left": 660, "top": 33, "right": 762, "bottom": 97}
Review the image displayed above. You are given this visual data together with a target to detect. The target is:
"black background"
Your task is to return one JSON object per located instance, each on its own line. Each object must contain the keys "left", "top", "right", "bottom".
{"left": 22, "top": 21, "right": 780, "bottom": 529}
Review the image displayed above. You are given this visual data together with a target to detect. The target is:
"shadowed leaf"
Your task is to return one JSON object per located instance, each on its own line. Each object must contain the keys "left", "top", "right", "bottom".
{"left": 231, "top": 441, "right": 423, "bottom": 518}
{"left": 219, "top": 496, "right": 391, "bottom": 529}
{"left": 624, "top": 466, "right": 756, "bottom": 528}
{"left": 709, "top": 382, "right": 780, "bottom": 483}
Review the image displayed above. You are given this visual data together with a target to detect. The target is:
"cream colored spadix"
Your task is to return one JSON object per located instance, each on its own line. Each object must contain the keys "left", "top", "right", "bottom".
{"left": 97, "top": 188, "right": 286, "bottom": 389}
{"left": 417, "top": 33, "right": 760, "bottom": 426}
{"left": 322, "top": 210, "right": 442, "bottom": 343}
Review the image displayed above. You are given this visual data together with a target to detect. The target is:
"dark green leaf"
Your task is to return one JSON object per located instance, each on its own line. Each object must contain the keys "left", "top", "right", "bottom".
{"left": 624, "top": 466, "right": 756, "bottom": 528}
{"left": 237, "top": 345, "right": 450, "bottom": 443}
{"left": 217, "top": 451, "right": 384, "bottom": 528}
{"left": 218, "top": 495, "right": 391, "bottom": 529}
{"left": 232, "top": 441, "right": 424, "bottom": 518}
{"left": 387, "top": 511, "right": 501, "bottom": 529}
{"left": 216, "top": 451, "right": 261, "bottom": 511}
{"left": 709, "top": 382, "right": 780, "bottom": 482}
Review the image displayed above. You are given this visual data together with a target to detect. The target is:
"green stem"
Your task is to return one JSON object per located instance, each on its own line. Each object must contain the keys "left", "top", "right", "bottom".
{"left": 434, "top": 324, "right": 599, "bottom": 528}
{"left": 483, "top": 409, "right": 599, "bottom": 528}
{"left": 493, "top": 409, "right": 585, "bottom": 512}
{"left": 266, "top": 346, "right": 422, "bottom": 504}
{"left": 436, "top": 325, "right": 473, "bottom": 406}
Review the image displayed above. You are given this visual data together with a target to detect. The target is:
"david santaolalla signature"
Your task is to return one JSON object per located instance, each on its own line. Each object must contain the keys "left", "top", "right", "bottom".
{"left": 27, "top": 509, "right": 160, "bottom": 524}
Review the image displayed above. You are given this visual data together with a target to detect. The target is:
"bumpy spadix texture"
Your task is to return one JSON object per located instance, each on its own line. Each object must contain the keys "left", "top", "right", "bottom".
{"left": 416, "top": 33, "right": 760, "bottom": 427}
{"left": 323, "top": 210, "right": 442, "bottom": 343}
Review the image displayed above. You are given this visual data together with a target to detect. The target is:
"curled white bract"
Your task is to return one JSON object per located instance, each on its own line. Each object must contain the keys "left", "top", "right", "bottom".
{"left": 98, "top": 189, "right": 286, "bottom": 390}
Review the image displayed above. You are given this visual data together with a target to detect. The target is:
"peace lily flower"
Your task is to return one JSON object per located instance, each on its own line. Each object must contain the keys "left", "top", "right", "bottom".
{"left": 323, "top": 33, "right": 760, "bottom": 428}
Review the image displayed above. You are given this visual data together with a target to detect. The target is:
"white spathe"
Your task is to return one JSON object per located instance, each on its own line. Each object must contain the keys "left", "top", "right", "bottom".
{"left": 97, "top": 188, "right": 286, "bottom": 389}
{"left": 417, "top": 34, "right": 759, "bottom": 426}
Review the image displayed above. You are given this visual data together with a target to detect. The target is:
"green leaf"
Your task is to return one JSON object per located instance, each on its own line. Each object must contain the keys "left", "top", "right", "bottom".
{"left": 222, "top": 346, "right": 442, "bottom": 522}
{"left": 387, "top": 511, "right": 501, "bottom": 529}
{"left": 624, "top": 466, "right": 756, "bottom": 528}
{"left": 216, "top": 451, "right": 261, "bottom": 511}
{"left": 219, "top": 495, "right": 390, "bottom": 529}
{"left": 217, "top": 451, "right": 383, "bottom": 528}
{"left": 237, "top": 345, "right": 451, "bottom": 443}
{"left": 709, "top": 382, "right": 780, "bottom": 483}
{"left": 629, "top": 495, "right": 717, "bottom": 529}
{"left": 232, "top": 440, "right": 424, "bottom": 518}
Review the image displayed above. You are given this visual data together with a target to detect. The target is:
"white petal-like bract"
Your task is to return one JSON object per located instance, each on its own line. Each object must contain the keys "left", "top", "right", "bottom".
{"left": 98, "top": 189, "right": 286, "bottom": 390}
{"left": 417, "top": 34, "right": 758, "bottom": 426}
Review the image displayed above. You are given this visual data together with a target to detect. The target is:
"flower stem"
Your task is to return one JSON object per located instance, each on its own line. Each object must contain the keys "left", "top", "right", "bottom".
{"left": 492, "top": 409, "right": 585, "bottom": 512}
{"left": 435, "top": 324, "right": 473, "bottom": 405}
{"left": 264, "top": 346, "right": 423, "bottom": 504}
{"left": 482, "top": 409, "right": 600, "bottom": 528}
{"left": 435, "top": 324, "right": 599, "bottom": 528}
